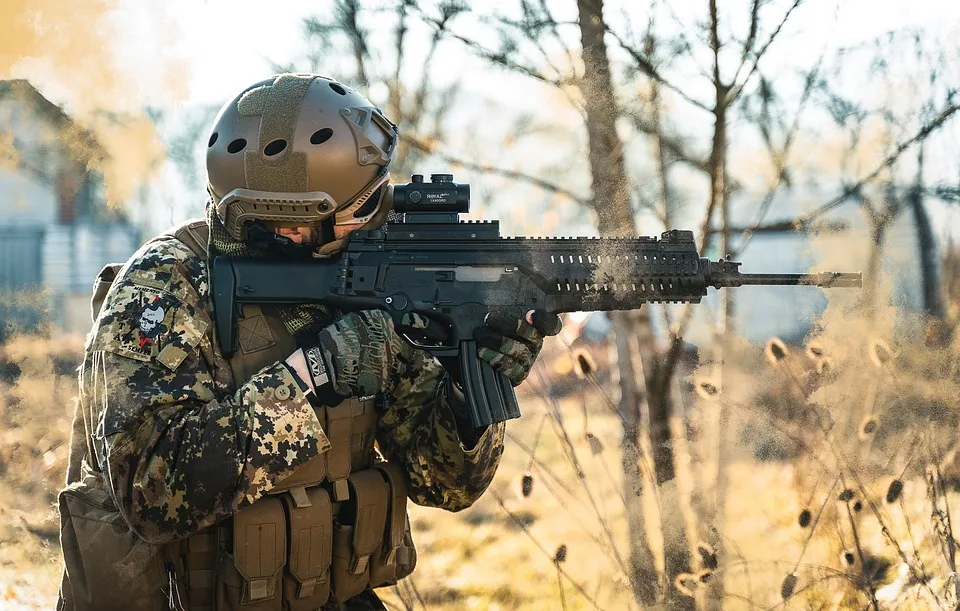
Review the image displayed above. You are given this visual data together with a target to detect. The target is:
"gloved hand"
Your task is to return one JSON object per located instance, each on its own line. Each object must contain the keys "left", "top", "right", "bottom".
{"left": 298, "top": 310, "right": 441, "bottom": 402}
{"left": 473, "top": 310, "right": 562, "bottom": 386}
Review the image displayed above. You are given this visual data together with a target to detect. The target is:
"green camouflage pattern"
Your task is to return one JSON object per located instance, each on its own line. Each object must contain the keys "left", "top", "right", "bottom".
{"left": 317, "top": 310, "right": 429, "bottom": 399}
{"left": 80, "top": 237, "right": 330, "bottom": 542}
{"left": 377, "top": 346, "right": 505, "bottom": 511}
{"left": 71, "top": 231, "right": 505, "bottom": 545}
{"left": 475, "top": 312, "right": 563, "bottom": 386}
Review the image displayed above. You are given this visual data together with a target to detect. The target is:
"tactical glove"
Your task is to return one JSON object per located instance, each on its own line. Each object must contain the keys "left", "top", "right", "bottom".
{"left": 300, "top": 310, "right": 441, "bottom": 403}
{"left": 473, "top": 310, "right": 563, "bottom": 386}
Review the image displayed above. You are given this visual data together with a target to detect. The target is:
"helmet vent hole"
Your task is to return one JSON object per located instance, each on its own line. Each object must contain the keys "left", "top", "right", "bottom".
{"left": 329, "top": 83, "right": 347, "bottom": 95}
{"left": 310, "top": 128, "right": 334, "bottom": 145}
{"left": 263, "top": 139, "right": 287, "bottom": 156}
{"left": 227, "top": 138, "right": 247, "bottom": 154}
{"left": 208, "top": 132, "right": 218, "bottom": 147}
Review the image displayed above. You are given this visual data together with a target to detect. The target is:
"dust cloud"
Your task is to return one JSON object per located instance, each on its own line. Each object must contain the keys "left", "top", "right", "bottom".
{"left": 1, "top": 0, "right": 189, "bottom": 207}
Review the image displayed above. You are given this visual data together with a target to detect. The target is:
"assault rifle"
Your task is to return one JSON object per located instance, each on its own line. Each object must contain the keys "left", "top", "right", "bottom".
{"left": 212, "top": 173, "right": 862, "bottom": 428}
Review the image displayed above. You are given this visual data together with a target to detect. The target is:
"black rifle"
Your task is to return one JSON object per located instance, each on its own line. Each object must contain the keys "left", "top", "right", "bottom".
{"left": 213, "top": 173, "right": 861, "bottom": 428}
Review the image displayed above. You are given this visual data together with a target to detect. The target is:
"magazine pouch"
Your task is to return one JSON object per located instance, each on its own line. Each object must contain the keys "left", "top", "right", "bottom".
{"left": 330, "top": 471, "right": 388, "bottom": 602}
{"left": 280, "top": 487, "right": 334, "bottom": 610}
{"left": 216, "top": 497, "right": 285, "bottom": 610}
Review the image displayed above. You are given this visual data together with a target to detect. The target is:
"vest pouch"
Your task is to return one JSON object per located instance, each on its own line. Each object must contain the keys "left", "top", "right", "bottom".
{"left": 280, "top": 488, "right": 333, "bottom": 610}
{"left": 330, "top": 471, "right": 388, "bottom": 603}
{"left": 395, "top": 517, "right": 418, "bottom": 582}
{"left": 216, "top": 497, "right": 285, "bottom": 610}
{"left": 368, "top": 463, "right": 410, "bottom": 587}
{"left": 58, "top": 474, "right": 181, "bottom": 611}
{"left": 90, "top": 263, "right": 124, "bottom": 323}
{"left": 348, "top": 401, "right": 378, "bottom": 472}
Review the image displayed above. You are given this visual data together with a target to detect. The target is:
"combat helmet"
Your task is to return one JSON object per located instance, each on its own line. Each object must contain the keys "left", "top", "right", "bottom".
{"left": 206, "top": 73, "right": 398, "bottom": 249}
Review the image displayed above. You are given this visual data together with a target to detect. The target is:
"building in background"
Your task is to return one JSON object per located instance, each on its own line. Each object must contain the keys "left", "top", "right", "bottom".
{"left": 0, "top": 80, "right": 140, "bottom": 336}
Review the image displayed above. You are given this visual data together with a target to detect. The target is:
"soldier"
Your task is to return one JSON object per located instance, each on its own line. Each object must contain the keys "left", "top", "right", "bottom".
{"left": 57, "top": 73, "right": 561, "bottom": 611}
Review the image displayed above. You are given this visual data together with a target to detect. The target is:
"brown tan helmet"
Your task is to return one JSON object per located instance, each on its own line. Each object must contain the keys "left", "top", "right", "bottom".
{"left": 206, "top": 73, "right": 398, "bottom": 241}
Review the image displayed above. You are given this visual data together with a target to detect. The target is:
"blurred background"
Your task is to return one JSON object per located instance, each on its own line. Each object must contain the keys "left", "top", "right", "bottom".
{"left": 1, "top": 1, "right": 960, "bottom": 609}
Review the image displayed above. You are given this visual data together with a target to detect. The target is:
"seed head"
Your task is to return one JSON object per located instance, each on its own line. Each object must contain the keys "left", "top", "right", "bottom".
{"left": 886, "top": 479, "right": 904, "bottom": 503}
{"left": 814, "top": 357, "right": 832, "bottom": 375}
{"left": 674, "top": 573, "right": 698, "bottom": 598}
{"left": 805, "top": 342, "right": 825, "bottom": 360}
{"left": 585, "top": 432, "right": 604, "bottom": 455}
{"left": 553, "top": 543, "right": 567, "bottom": 564}
{"left": 765, "top": 337, "right": 790, "bottom": 365}
{"left": 697, "top": 542, "right": 718, "bottom": 569}
{"left": 781, "top": 572, "right": 799, "bottom": 599}
{"left": 858, "top": 416, "right": 878, "bottom": 439}
{"left": 838, "top": 489, "right": 854, "bottom": 502}
{"left": 798, "top": 509, "right": 812, "bottom": 528}
{"left": 868, "top": 338, "right": 894, "bottom": 368}
{"left": 694, "top": 377, "right": 720, "bottom": 400}
{"left": 572, "top": 349, "right": 596, "bottom": 378}
{"left": 520, "top": 473, "right": 534, "bottom": 498}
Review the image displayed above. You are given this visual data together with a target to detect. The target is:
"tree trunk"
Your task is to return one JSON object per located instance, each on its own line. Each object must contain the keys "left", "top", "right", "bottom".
{"left": 610, "top": 312, "right": 661, "bottom": 604}
{"left": 707, "top": 1, "right": 730, "bottom": 607}
{"left": 577, "top": 1, "right": 692, "bottom": 607}
{"left": 908, "top": 146, "right": 945, "bottom": 320}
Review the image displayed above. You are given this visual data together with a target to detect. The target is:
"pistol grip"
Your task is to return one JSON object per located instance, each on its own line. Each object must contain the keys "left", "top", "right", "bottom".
{"left": 458, "top": 340, "right": 521, "bottom": 428}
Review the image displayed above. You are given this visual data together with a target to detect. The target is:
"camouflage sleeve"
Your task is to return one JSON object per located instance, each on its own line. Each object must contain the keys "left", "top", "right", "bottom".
{"left": 376, "top": 350, "right": 505, "bottom": 512}
{"left": 85, "top": 239, "right": 329, "bottom": 544}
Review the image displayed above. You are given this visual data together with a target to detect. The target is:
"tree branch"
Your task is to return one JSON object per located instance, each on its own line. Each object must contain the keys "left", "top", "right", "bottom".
{"left": 402, "top": 134, "right": 590, "bottom": 205}
{"left": 728, "top": 0, "right": 805, "bottom": 104}
{"left": 798, "top": 99, "right": 960, "bottom": 225}
{"left": 602, "top": 25, "right": 712, "bottom": 112}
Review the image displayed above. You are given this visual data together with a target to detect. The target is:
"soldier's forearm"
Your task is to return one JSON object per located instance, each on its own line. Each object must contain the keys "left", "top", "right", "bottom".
{"left": 99, "top": 359, "right": 328, "bottom": 543}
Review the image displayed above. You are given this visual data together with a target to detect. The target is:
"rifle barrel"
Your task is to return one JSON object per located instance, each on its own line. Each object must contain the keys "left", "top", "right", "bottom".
{"left": 731, "top": 272, "right": 862, "bottom": 288}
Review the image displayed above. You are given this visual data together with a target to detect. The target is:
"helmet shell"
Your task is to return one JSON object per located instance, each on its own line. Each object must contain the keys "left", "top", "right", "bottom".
{"left": 206, "top": 74, "right": 397, "bottom": 240}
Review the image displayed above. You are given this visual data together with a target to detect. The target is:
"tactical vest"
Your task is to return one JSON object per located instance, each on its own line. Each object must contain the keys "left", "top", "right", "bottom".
{"left": 79, "top": 219, "right": 416, "bottom": 611}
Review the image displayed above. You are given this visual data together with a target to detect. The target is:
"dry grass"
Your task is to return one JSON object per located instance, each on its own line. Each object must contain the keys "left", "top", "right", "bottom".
{"left": 1, "top": 327, "right": 959, "bottom": 610}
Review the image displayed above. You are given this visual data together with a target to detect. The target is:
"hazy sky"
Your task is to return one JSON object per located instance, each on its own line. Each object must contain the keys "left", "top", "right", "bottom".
{"left": 4, "top": 0, "right": 959, "bottom": 339}
{"left": 15, "top": 0, "right": 949, "bottom": 111}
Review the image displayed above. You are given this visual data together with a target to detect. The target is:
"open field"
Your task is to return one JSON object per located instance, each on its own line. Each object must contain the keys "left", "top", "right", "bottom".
{"left": 1, "top": 332, "right": 958, "bottom": 610}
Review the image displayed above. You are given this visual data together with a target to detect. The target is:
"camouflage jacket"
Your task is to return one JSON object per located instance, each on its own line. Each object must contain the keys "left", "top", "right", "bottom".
{"left": 67, "top": 234, "right": 505, "bottom": 543}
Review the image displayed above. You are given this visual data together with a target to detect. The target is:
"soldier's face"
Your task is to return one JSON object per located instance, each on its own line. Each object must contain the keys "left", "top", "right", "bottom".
{"left": 273, "top": 226, "right": 356, "bottom": 244}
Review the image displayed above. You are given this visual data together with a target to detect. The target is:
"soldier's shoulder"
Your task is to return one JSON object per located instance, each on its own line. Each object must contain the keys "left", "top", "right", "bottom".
{"left": 113, "top": 232, "right": 209, "bottom": 298}
{"left": 90, "top": 232, "right": 212, "bottom": 368}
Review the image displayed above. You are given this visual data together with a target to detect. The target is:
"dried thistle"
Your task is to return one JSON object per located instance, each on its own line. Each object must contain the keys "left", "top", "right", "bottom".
{"left": 858, "top": 416, "right": 878, "bottom": 439}
{"left": 764, "top": 337, "right": 790, "bottom": 365}
{"left": 805, "top": 342, "right": 825, "bottom": 361}
{"left": 585, "top": 432, "right": 604, "bottom": 455}
{"left": 868, "top": 338, "right": 894, "bottom": 368}
{"left": 697, "top": 542, "right": 718, "bottom": 570}
{"left": 694, "top": 377, "right": 720, "bottom": 400}
{"left": 838, "top": 489, "right": 855, "bottom": 502}
{"left": 814, "top": 357, "right": 832, "bottom": 375}
{"left": 781, "top": 572, "right": 799, "bottom": 599}
{"left": 572, "top": 349, "right": 596, "bottom": 378}
{"left": 674, "top": 573, "right": 698, "bottom": 598}
{"left": 841, "top": 550, "right": 856, "bottom": 567}
{"left": 886, "top": 479, "right": 904, "bottom": 503}
{"left": 553, "top": 543, "right": 567, "bottom": 564}
{"left": 798, "top": 509, "right": 812, "bottom": 528}
{"left": 520, "top": 473, "right": 534, "bottom": 498}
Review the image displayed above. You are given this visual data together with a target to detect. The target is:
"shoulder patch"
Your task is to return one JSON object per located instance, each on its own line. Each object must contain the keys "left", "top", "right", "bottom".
{"left": 93, "top": 284, "right": 208, "bottom": 371}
